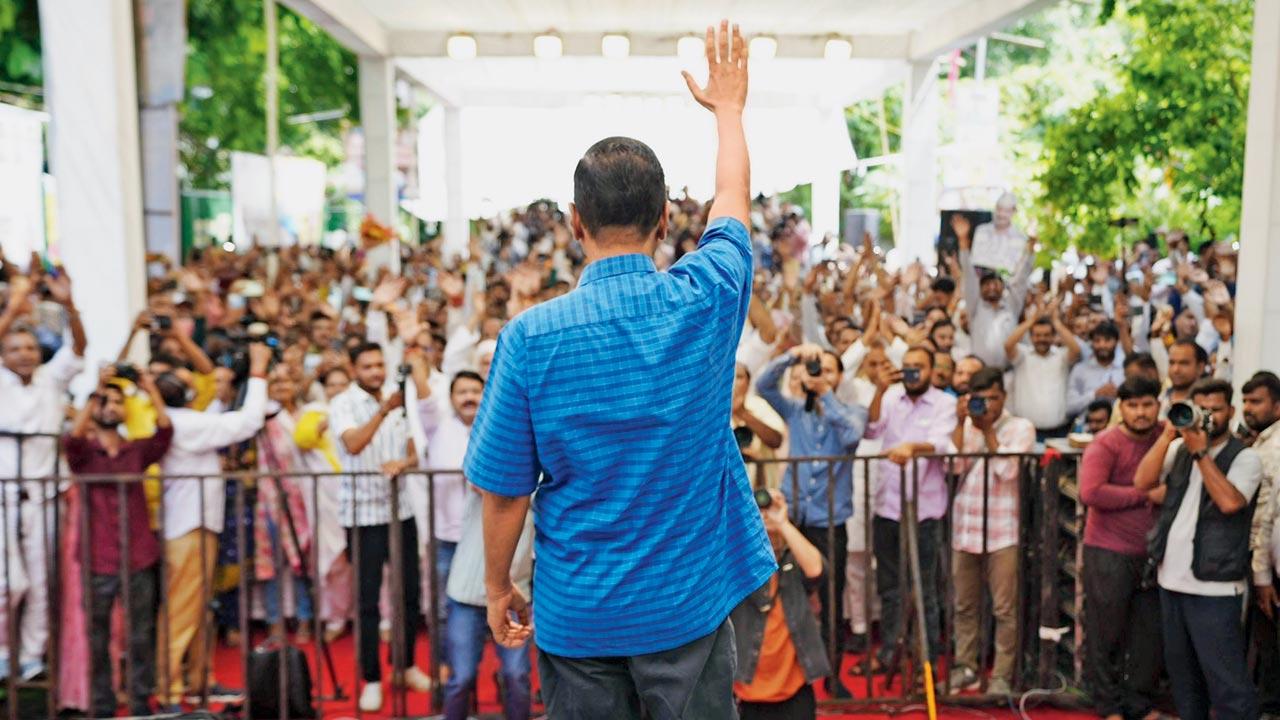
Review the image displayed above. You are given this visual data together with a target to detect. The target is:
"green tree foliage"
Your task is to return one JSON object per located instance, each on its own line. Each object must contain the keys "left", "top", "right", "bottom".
{"left": 182, "top": 0, "right": 358, "bottom": 189}
{"left": 0, "top": 0, "right": 43, "bottom": 107}
{"left": 1034, "top": 0, "right": 1252, "bottom": 254}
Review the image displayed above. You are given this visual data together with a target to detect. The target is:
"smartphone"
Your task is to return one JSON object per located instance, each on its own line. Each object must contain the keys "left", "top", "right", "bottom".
{"left": 968, "top": 396, "right": 988, "bottom": 417}
{"left": 903, "top": 367, "right": 921, "bottom": 385}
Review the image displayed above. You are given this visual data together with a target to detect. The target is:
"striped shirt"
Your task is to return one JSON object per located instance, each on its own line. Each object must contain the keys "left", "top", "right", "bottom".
{"left": 950, "top": 412, "right": 1037, "bottom": 554}
{"left": 329, "top": 383, "right": 414, "bottom": 527}
{"left": 464, "top": 217, "right": 776, "bottom": 658}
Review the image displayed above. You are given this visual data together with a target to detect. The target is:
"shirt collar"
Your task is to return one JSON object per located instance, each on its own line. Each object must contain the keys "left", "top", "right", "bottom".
{"left": 579, "top": 254, "right": 656, "bottom": 287}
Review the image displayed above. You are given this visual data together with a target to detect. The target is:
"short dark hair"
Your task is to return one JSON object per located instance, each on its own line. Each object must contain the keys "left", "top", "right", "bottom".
{"left": 573, "top": 137, "right": 666, "bottom": 238}
{"left": 348, "top": 341, "right": 383, "bottom": 364}
{"left": 969, "top": 367, "right": 1005, "bottom": 394}
{"left": 929, "top": 318, "right": 954, "bottom": 336}
{"left": 1170, "top": 338, "right": 1209, "bottom": 366}
{"left": 154, "top": 372, "right": 189, "bottom": 408}
{"left": 1090, "top": 320, "right": 1120, "bottom": 341}
{"left": 1118, "top": 377, "right": 1161, "bottom": 401}
{"left": 1086, "top": 399, "right": 1114, "bottom": 416}
{"left": 1242, "top": 371, "right": 1280, "bottom": 402}
{"left": 1190, "top": 378, "right": 1233, "bottom": 404}
{"left": 931, "top": 277, "right": 956, "bottom": 294}
{"left": 450, "top": 370, "right": 485, "bottom": 394}
{"left": 1030, "top": 316, "right": 1054, "bottom": 331}
{"left": 904, "top": 345, "right": 935, "bottom": 367}
{"left": 310, "top": 310, "right": 333, "bottom": 323}
{"left": 1123, "top": 352, "right": 1158, "bottom": 373}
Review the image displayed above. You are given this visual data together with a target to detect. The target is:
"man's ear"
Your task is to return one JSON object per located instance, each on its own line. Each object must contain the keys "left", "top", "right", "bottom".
{"left": 570, "top": 204, "right": 587, "bottom": 243}
{"left": 654, "top": 201, "right": 670, "bottom": 244}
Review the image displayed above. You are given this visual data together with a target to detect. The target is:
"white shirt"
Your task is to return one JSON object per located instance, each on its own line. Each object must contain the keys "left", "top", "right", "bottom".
{"left": 0, "top": 346, "right": 83, "bottom": 499}
{"left": 417, "top": 397, "right": 471, "bottom": 543}
{"left": 161, "top": 377, "right": 267, "bottom": 540}
{"left": 1010, "top": 345, "right": 1072, "bottom": 430}
{"left": 1157, "top": 438, "right": 1263, "bottom": 597}
{"left": 329, "top": 383, "right": 414, "bottom": 527}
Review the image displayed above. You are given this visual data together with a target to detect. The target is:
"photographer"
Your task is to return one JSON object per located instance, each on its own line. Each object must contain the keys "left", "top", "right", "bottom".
{"left": 756, "top": 342, "right": 867, "bottom": 674}
{"left": 1135, "top": 379, "right": 1262, "bottom": 720}
{"left": 732, "top": 489, "right": 828, "bottom": 720}
{"left": 947, "top": 368, "right": 1036, "bottom": 695}
{"left": 63, "top": 366, "right": 173, "bottom": 717}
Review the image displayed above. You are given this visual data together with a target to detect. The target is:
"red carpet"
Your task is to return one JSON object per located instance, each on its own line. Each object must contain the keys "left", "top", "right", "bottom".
{"left": 207, "top": 630, "right": 1091, "bottom": 719}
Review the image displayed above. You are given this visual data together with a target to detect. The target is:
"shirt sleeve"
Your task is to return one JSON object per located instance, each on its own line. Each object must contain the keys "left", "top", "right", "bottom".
{"left": 44, "top": 345, "right": 85, "bottom": 391}
{"left": 61, "top": 434, "right": 92, "bottom": 471}
{"left": 1225, "top": 448, "right": 1264, "bottom": 505}
{"left": 1078, "top": 433, "right": 1148, "bottom": 510}
{"left": 140, "top": 425, "right": 175, "bottom": 467}
{"left": 755, "top": 353, "right": 800, "bottom": 421}
{"left": 173, "top": 378, "right": 268, "bottom": 453}
{"left": 818, "top": 393, "right": 867, "bottom": 450}
{"left": 668, "top": 217, "right": 753, "bottom": 329}
{"left": 463, "top": 322, "right": 540, "bottom": 497}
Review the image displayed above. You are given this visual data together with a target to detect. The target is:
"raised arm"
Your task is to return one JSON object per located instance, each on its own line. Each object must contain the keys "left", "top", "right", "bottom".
{"left": 1052, "top": 305, "right": 1082, "bottom": 364}
{"left": 683, "top": 20, "right": 750, "bottom": 227}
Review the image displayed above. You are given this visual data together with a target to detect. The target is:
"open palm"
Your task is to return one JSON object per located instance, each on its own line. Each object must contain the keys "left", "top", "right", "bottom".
{"left": 682, "top": 20, "right": 748, "bottom": 114}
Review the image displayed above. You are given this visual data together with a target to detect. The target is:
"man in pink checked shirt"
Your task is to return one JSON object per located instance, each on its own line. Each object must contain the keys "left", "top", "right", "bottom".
{"left": 864, "top": 345, "right": 957, "bottom": 675}
{"left": 946, "top": 367, "right": 1036, "bottom": 696}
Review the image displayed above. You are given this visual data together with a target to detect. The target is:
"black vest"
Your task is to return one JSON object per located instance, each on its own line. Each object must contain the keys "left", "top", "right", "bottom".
{"left": 1147, "top": 437, "right": 1256, "bottom": 583}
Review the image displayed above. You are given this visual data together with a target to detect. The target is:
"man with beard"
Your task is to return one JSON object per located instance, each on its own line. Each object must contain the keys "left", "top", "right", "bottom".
{"left": 1241, "top": 371, "right": 1280, "bottom": 713}
{"left": 330, "top": 341, "right": 432, "bottom": 711}
{"left": 1005, "top": 305, "right": 1082, "bottom": 440}
{"left": 1078, "top": 377, "right": 1166, "bottom": 720}
{"left": 63, "top": 366, "right": 173, "bottom": 717}
{"left": 1135, "top": 379, "right": 1262, "bottom": 720}
{"left": 1067, "top": 321, "right": 1125, "bottom": 422}
{"left": 1161, "top": 338, "right": 1208, "bottom": 416}
{"left": 864, "top": 346, "right": 957, "bottom": 674}
{"left": 951, "top": 355, "right": 985, "bottom": 397}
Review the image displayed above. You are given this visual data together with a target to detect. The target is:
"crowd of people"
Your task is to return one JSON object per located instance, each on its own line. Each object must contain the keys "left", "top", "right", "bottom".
{"left": 0, "top": 179, "right": 1277, "bottom": 719}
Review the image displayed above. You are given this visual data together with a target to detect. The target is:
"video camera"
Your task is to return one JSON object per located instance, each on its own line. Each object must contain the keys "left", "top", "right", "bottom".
{"left": 214, "top": 314, "right": 281, "bottom": 381}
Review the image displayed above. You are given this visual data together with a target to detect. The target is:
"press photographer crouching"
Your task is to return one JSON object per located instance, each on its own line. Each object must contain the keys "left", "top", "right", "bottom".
{"left": 732, "top": 488, "right": 829, "bottom": 720}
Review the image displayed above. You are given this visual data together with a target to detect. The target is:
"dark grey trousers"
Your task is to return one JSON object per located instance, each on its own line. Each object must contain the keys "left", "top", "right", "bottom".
{"left": 89, "top": 567, "right": 157, "bottom": 717}
{"left": 537, "top": 618, "right": 738, "bottom": 720}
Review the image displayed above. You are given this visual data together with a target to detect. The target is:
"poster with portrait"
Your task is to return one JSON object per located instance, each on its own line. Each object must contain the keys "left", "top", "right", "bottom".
{"left": 0, "top": 104, "right": 47, "bottom": 264}
{"left": 231, "top": 151, "right": 327, "bottom": 247}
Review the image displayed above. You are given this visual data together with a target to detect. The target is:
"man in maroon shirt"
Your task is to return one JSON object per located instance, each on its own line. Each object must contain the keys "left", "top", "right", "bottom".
{"left": 1078, "top": 376, "right": 1166, "bottom": 720}
{"left": 63, "top": 367, "right": 173, "bottom": 718}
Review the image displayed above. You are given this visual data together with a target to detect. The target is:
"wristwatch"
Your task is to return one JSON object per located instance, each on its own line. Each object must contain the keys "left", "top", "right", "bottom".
{"left": 1189, "top": 449, "right": 1208, "bottom": 461}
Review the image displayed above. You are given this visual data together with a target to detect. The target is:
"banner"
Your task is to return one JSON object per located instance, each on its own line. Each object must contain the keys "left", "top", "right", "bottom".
{"left": 0, "top": 104, "right": 48, "bottom": 264}
{"left": 231, "top": 151, "right": 327, "bottom": 247}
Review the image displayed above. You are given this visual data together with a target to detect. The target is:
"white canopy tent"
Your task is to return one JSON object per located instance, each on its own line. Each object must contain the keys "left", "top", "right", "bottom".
{"left": 284, "top": 0, "right": 1055, "bottom": 261}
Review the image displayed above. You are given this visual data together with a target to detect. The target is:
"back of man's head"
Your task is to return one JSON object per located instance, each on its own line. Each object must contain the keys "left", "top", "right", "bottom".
{"left": 573, "top": 137, "right": 666, "bottom": 242}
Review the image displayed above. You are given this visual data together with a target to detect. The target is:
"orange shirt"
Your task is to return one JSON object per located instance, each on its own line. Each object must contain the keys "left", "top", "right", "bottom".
{"left": 733, "top": 576, "right": 807, "bottom": 703}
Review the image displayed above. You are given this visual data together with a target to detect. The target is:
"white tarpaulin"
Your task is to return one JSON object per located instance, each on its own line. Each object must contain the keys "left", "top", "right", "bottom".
{"left": 231, "top": 151, "right": 327, "bottom": 247}
{"left": 415, "top": 101, "right": 857, "bottom": 221}
{"left": 0, "top": 104, "right": 48, "bottom": 263}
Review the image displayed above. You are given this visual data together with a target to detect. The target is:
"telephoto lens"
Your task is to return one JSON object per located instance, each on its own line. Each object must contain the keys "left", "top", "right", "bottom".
{"left": 753, "top": 488, "right": 773, "bottom": 509}
{"left": 1168, "top": 401, "right": 1209, "bottom": 431}
{"left": 805, "top": 358, "right": 822, "bottom": 377}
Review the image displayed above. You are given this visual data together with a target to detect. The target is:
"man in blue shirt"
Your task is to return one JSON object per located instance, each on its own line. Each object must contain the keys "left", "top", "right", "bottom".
{"left": 463, "top": 20, "right": 775, "bottom": 719}
{"left": 756, "top": 342, "right": 867, "bottom": 689}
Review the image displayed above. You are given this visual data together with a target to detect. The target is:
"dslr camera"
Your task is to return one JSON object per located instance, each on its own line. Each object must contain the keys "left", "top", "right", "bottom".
{"left": 1168, "top": 401, "right": 1213, "bottom": 433}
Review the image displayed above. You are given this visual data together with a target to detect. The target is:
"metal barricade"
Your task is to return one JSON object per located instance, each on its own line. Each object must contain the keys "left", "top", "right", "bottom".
{"left": 0, "top": 436, "right": 1090, "bottom": 718}
{"left": 745, "top": 448, "right": 1086, "bottom": 713}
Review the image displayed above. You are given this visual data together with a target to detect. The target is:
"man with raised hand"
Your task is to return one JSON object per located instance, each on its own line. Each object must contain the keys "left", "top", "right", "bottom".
{"left": 465, "top": 20, "right": 774, "bottom": 719}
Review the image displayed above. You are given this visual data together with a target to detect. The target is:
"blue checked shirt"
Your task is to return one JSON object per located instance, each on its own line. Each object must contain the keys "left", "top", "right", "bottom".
{"left": 463, "top": 217, "right": 777, "bottom": 658}
{"left": 755, "top": 354, "right": 868, "bottom": 527}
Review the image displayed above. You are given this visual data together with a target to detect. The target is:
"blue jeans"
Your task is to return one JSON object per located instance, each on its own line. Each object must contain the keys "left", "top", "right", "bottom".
{"left": 262, "top": 520, "right": 313, "bottom": 625}
{"left": 436, "top": 540, "right": 457, "bottom": 622}
{"left": 444, "top": 598, "right": 531, "bottom": 720}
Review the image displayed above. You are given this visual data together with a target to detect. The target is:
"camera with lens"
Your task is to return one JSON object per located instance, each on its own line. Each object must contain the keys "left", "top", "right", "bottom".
{"left": 733, "top": 425, "right": 755, "bottom": 452}
{"left": 215, "top": 314, "right": 280, "bottom": 381}
{"left": 968, "top": 396, "right": 988, "bottom": 417}
{"left": 1168, "top": 401, "right": 1212, "bottom": 433}
{"left": 753, "top": 488, "right": 773, "bottom": 510}
{"left": 804, "top": 358, "right": 822, "bottom": 377}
